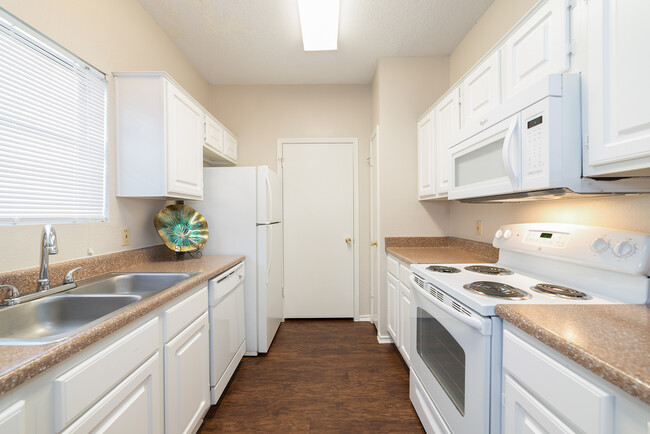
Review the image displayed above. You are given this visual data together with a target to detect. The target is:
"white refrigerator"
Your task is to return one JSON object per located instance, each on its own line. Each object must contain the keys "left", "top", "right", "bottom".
{"left": 190, "top": 166, "right": 283, "bottom": 355}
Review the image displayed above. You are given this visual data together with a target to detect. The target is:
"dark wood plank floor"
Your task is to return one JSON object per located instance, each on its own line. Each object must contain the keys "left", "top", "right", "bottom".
{"left": 199, "top": 319, "right": 424, "bottom": 433}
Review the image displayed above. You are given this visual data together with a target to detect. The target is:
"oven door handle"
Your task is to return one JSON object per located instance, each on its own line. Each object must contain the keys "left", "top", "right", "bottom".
{"left": 410, "top": 276, "right": 492, "bottom": 336}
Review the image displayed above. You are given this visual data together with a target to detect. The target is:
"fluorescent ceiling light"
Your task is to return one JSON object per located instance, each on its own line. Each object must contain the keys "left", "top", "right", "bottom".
{"left": 298, "top": 0, "right": 340, "bottom": 51}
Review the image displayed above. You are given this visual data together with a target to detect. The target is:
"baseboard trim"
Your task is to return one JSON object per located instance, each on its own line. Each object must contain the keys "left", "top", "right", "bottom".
{"left": 377, "top": 334, "right": 394, "bottom": 344}
{"left": 357, "top": 315, "right": 371, "bottom": 322}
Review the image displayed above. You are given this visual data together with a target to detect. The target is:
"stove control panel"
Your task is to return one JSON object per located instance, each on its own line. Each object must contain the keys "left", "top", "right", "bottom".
{"left": 493, "top": 223, "right": 650, "bottom": 275}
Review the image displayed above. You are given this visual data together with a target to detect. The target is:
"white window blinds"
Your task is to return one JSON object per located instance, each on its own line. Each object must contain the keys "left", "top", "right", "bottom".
{"left": 0, "top": 9, "right": 107, "bottom": 224}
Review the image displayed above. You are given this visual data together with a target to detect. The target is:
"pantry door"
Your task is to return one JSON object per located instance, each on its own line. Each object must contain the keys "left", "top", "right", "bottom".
{"left": 279, "top": 139, "right": 358, "bottom": 319}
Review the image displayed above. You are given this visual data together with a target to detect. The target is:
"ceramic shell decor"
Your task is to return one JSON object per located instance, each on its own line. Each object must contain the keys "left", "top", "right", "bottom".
{"left": 154, "top": 204, "right": 209, "bottom": 252}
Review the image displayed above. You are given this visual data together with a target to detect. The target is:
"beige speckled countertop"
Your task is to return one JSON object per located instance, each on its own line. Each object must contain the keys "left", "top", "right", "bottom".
{"left": 0, "top": 254, "right": 244, "bottom": 398}
{"left": 385, "top": 236, "right": 498, "bottom": 264}
{"left": 496, "top": 304, "right": 650, "bottom": 406}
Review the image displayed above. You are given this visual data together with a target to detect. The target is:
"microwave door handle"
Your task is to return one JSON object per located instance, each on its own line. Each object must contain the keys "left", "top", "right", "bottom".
{"left": 409, "top": 276, "right": 492, "bottom": 336}
{"left": 502, "top": 115, "right": 520, "bottom": 188}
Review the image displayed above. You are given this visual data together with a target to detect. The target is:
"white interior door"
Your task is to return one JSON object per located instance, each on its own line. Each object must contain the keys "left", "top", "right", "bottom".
{"left": 370, "top": 128, "right": 379, "bottom": 324}
{"left": 282, "top": 141, "right": 355, "bottom": 318}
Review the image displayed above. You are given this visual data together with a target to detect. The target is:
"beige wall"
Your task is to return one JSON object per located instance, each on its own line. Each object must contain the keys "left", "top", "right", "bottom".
{"left": 0, "top": 0, "right": 211, "bottom": 272}
{"left": 447, "top": 0, "right": 650, "bottom": 241}
{"left": 209, "top": 84, "right": 372, "bottom": 315}
{"left": 449, "top": 0, "right": 538, "bottom": 83}
{"left": 373, "top": 57, "right": 450, "bottom": 336}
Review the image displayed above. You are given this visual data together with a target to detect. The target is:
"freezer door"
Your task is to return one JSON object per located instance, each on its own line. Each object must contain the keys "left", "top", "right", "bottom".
{"left": 256, "top": 222, "right": 283, "bottom": 353}
{"left": 257, "top": 166, "right": 283, "bottom": 224}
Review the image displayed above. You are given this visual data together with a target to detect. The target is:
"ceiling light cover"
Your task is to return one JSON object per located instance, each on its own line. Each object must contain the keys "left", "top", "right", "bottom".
{"left": 298, "top": 0, "right": 340, "bottom": 51}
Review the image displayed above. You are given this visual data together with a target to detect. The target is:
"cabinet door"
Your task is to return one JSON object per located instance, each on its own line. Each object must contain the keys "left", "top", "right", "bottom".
{"left": 63, "top": 354, "right": 162, "bottom": 434}
{"left": 165, "top": 80, "right": 204, "bottom": 199}
{"left": 224, "top": 130, "right": 238, "bottom": 163}
{"left": 502, "top": 0, "right": 571, "bottom": 100}
{"left": 503, "top": 373, "right": 575, "bottom": 434}
{"left": 587, "top": 0, "right": 650, "bottom": 171}
{"left": 164, "top": 312, "right": 210, "bottom": 434}
{"left": 435, "top": 88, "right": 461, "bottom": 195}
{"left": 205, "top": 115, "right": 224, "bottom": 155}
{"left": 387, "top": 274, "right": 399, "bottom": 343}
{"left": 398, "top": 283, "right": 411, "bottom": 366}
{"left": 417, "top": 110, "right": 436, "bottom": 199}
{"left": 0, "top": 401, "right": 25, "bottom": 434}
{"left": 461, "top": 51, "right": 501, "bottom": 131}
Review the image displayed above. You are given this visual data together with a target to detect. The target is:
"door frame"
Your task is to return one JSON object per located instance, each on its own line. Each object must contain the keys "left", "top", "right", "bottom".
{"left": 369, "top": 126, "right": 380, "bottom": 326}
{"left": 277, "top": 138, "right": 360, "bottom": 321}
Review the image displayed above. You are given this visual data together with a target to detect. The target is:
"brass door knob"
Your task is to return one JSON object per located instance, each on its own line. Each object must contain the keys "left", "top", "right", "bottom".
{"left": 370, "top": 241, "right": 378, "bottom": 246}
{"left": 345, "top": 238, "right": 352, "bottom": 244}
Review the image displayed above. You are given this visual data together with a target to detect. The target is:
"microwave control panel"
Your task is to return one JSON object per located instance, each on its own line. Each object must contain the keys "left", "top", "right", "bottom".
{"left": 524, "top": 114, "right": 545, "bottom": 174}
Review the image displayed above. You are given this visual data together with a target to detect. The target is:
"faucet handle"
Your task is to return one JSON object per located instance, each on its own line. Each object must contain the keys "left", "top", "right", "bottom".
{"left": 0, "top": 285, "right": 20, "bottom": 305}
{"left": 63, "top": 267, "right": 82, "bottom": 284}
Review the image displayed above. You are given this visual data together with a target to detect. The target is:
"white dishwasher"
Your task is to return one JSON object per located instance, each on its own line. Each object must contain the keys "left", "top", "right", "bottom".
{"left": 209, "top": 261, "right": 246, "bottom": 404}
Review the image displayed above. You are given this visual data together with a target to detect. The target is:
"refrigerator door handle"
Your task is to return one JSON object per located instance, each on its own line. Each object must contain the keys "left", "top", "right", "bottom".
{"left": 266, "top": 176, "right": 273, "bottom": 223}
{"left": 266, "top": 225, "right": 273, "bottom": 278}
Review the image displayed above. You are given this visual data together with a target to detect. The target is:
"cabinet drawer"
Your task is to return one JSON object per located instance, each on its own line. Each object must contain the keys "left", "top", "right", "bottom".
{"left": 53, "top": 318, "right": 159, "bottom": 431}
{"left": 387, "top": 255, "right": 399, "bottom": 278}
{"left": 209, "top": 262, "right": 245, "bottom": 306}
{"left": 163, "top": 285, "right": 208, "bottom": 343}
{"left": 503, "top": 329, "right": 614, "bottom": 433}
{"left": 62, "top": 353, "right": 162, "bottom": 434}
{"left": 399, "top": 264, "right": 411, "bottom": 287}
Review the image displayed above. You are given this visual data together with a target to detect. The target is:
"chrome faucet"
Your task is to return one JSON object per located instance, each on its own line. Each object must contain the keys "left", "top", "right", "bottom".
{"left": 37, "top": 225, "right": 58, "bottom": 291}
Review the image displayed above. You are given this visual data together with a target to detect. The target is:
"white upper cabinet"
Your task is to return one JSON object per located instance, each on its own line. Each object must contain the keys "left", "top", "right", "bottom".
{"left": 502, "top": 0, "right": 571, "bottom": 100}
{"left": 204, "top": 115, "right": 225, "bottom": 156}
{"left": 224, "top": 130, "right": 238, "bottom": 162}
{"left": 417, "top": 109, "right": 436, "bottom": 200}
{"left": 165, "top": 81, "right": 204, "bottom": 199}
{"left": 461, "top": 51, "right": 502, "bottom": 131}
{"left": 585, "top": 0, "right": 650, "bottom": 175}
{"left": 435, "top": 88, "right": 461, "bottom": 195}
{"left": 115, "top": 72, "right": 204, "bottom": 200}
{"left": 204, "top": 113, "right": 238, "bottom": 166}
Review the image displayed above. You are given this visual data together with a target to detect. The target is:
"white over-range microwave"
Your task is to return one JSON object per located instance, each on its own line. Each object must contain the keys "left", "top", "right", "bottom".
{"left": 448, "top": 74, "right": 649, "bottom": 202}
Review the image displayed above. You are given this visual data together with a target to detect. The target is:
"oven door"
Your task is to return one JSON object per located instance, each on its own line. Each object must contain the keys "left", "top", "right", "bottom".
{"left": 410, "top": 276, "right": 493, "bottom": 434}
{"left": 448, "top": 113, "right": 521, "bottom": 200}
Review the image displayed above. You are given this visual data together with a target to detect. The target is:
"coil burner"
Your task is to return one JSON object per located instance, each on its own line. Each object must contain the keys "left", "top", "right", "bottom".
{"left": 464, "top": 265, "right": 514, "bottom": 275}
{"left": 463, "top": 281, "right": 531, "bottom": 300}
{"left": 426, "top": 265, "right": 461, "bottom": 274}
{"left": 530, "top": 283, "right": 588, "bottom": 299}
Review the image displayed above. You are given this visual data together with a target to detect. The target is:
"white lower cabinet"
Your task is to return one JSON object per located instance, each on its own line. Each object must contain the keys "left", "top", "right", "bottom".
{"left": 387, "top": 273, "right": 399, "bottom": 344}
{"left": 398, "top": 282, "right": 411, "bottom": 366}
{"left": 503, "top": 323, "right": 650, "bottom": 434}
{"left": 386, "top": 254, "right": 412, "bottom": 366}
{"left": 62, "top": 353, "right": 162, "bottom": 434}
{"left": 0, "top": 278, "right": 228, "bottom": 434}
{"left": 0, "top": 401, "right": 25, "bottom": 433}
{"left": 164, "top": 312, "right": 210, "bottom": 434}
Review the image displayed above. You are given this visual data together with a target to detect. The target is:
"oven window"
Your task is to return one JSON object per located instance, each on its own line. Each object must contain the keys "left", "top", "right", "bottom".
{"left": 417, "top": 307, "right": 466, "bottom": 415}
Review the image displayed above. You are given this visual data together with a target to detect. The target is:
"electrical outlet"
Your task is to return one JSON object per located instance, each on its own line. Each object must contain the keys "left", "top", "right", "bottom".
{"left": 475, "top": 220, "right": 482, "bottom": 236}
{"left": 121, "top": 227, "right": 130, "bottom": 246}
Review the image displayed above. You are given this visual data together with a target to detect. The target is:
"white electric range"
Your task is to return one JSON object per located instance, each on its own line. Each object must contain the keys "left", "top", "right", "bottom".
{"left": 408, "top": 223, "right": 650, "bottom": 434}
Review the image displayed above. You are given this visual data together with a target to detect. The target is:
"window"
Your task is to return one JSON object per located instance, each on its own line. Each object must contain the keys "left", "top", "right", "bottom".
{"left": 0, "top": 9, "right": 107, "bottom": 224}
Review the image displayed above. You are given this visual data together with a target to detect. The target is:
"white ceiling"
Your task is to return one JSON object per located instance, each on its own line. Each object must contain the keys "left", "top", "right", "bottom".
{"left": 137, "top": 0, "right": 494, "bottom": 85}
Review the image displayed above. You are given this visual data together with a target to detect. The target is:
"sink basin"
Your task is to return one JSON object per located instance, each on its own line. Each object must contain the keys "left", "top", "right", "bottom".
{"left": 70, "top": 272, "right": 196, "bottom": 297}
{"left": 0, "top": 272, "right": 196, "bottom": 345}
{"left": 0, "top": 295, "right": 141, "bottom": 345}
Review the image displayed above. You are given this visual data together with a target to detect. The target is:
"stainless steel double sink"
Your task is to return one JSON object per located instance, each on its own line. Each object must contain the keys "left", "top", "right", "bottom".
{"left": 0, "top": 272, "right": 197, "bottom": 345}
